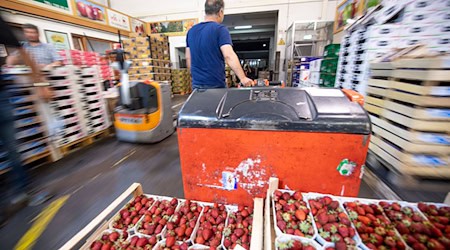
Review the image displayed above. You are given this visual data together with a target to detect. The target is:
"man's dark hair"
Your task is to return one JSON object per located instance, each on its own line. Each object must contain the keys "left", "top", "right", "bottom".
{"left": 205, "top": 0, "right": 224, "bottom": 15}
{"left": 22, "top": 23, "right": 39, "bottom": 32}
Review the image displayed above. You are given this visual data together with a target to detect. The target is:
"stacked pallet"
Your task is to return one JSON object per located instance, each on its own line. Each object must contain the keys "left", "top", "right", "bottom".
{"left": 1, "top": 67, "right": 53, "bottom": 168}
{"left": 171, "top": 69, "right": 191, "bottom": 95}
{"left": 122, "top": 34, "right": 171, "bottom": 82}
{"left": 46, "top": 67, "right": 87, "bottom": 148}
{"left": 365, "top": 57, "right": 450, "bottom": 181}
{"left": 76, "top": 67, "right": 110, "bottom": 136}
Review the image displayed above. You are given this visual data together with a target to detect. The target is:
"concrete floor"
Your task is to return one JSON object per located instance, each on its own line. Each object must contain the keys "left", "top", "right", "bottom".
{"left": 0, "top": 95, "right": 445, "bottom": 249}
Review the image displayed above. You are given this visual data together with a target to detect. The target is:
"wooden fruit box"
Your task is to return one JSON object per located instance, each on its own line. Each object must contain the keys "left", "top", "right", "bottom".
{"left": 61, "top": 183, "right": 263, "bottom": 250}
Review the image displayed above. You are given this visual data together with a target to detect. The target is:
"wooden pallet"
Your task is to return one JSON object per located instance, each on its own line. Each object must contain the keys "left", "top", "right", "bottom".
{"left": 59, "top": 128, "right": 110, "bottom": 157}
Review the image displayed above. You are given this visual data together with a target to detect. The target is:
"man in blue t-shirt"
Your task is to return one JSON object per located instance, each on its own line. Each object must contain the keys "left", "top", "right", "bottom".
{"left": 186, "top": 0, "right": 253, "bottom": 89}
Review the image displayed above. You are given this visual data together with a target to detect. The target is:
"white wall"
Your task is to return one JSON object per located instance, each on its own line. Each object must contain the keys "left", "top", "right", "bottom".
{"left": 1, "top": 10, "right": 120, "bottom": 49}
{"left": 109, "top": 0, "right": 338, "bottom": 80}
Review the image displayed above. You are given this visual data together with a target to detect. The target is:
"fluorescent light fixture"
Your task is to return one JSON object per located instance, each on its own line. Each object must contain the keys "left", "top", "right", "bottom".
{"left": 303, "top": 34, "right": 313, "bottom": 40}
{"left": 234, "top": 25, "right": 252, "bottom": 30}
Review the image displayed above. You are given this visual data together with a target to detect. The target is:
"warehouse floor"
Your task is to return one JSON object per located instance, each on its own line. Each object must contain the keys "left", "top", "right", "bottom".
{"left": 0, "top": 95, "right": 447, "bottom": 249}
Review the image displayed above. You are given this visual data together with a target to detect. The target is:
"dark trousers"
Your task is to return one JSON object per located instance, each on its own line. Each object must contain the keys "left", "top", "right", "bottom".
{"left": 0, "top": 90, "right": 29, "bottom": 199}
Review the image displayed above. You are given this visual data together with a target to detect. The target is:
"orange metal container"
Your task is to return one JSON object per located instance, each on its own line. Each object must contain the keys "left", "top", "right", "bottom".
{"left": 177, "top": 88, "right": 370, "bottom": 206}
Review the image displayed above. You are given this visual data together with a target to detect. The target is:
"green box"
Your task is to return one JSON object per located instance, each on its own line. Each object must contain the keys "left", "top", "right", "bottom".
{"left": 319, "top": 73, "right": 336, "bottom": 87}
{"left": 323, "top": 44, "right": 340, "bottom": 58}
{"left": 320, "top": 58, "right": 339, "bottom": 74}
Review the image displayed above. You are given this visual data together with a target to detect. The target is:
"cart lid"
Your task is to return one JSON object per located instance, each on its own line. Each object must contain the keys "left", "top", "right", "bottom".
{"left": 178, "top": 88, "right": 371, "bottom": 134}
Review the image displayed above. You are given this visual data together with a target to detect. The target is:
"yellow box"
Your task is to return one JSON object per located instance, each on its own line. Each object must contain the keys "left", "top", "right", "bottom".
{"left": 133, "top": 37, "right": 150, "bottom": 47}
{"left": 135, "top": 46, "right": 151, "bottom": 55}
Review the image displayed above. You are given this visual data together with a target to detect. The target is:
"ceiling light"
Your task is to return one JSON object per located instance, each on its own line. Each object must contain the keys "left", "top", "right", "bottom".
{"left": 234, "top": 25, "right": 252, "bottom": 30}
{"left": 303, "top": 34, "right": 313, "bottom": 40}
{"left": 263, "top": 44, "right": 267, "bottom": 47}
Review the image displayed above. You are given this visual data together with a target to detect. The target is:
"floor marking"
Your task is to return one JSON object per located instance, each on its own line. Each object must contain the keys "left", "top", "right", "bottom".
{"left": 111, "top": 149, "right": 136, "bottom": 168}
{"left": 171, "top": 102, "right": 185, "bottom": 109}
{"left": 16, "top": 195, "right": 70, "bottom": 250}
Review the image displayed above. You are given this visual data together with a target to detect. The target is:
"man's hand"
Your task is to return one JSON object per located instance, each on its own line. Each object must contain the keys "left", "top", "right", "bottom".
{"left": 240, "top": 77, "right": 254, "bottom": 87}
{"left": 36, "top": 86, "right": 53, "bottom": 102}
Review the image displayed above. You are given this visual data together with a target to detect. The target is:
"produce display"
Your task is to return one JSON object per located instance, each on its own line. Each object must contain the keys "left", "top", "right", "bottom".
{"left": 223, "top": 206, "right": 253, "bottom": 249}
{"left": 90, "top": 230, "right": 128, "bottom": 250}
{"left": 379, "top": 201, "right": 449, "bottom": 250}
{"left": 194, "top": 203, "right": 227, "bottom": 248}
{"left": 273, "top": 190, "right": 315, "bottom": 238}
{"left": 343, "top": 200, "right": 406, "bottom": 249}
{"left": 111, "top": 195, "right": 155, "bottom": 231}
{"left": 136, "top": 198, "right": 179, "bottom": 237}
{"left": 307, "top": 195, "right": 358, "bottom": 249}
{"left": 154, "top": 239, "right": 189, "bottom": 250}
{"left": 163, "top": 200, "right": 202, "bottom": 242}
{"left": 271, "top": 190, "right": 450, "bottom": 250}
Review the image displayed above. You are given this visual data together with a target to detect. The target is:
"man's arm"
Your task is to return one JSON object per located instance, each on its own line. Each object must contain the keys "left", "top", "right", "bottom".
{"left": 220, "top": 45, "right": 253, "bottom": 86}
{"left": 47, "top": 44, "right": 62, "bottom": 68}
{"left": 186, "top": 47, "right": 191, "bottom": 70}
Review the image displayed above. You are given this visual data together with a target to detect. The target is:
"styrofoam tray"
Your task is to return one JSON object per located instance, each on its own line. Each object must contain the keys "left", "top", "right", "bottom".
{"left": 337, "top": 197, "right": 410, "bottom": 250}
{"left": 109, "top": 195, "right": 157, "bottom": 233}
{"left": 271, "top": 189, "right": 318, "bottom": 240}
{"left": 275, "top": 235, "right": 322, "bottom": 250}
{"left": 134, "top": 195, "right": 181, "bottom": 239}
{"left": 160, "top": 199, "right": 204, "bottom": 245}
{"left": 304, "top": 192, "right": 361, "bottom": 248}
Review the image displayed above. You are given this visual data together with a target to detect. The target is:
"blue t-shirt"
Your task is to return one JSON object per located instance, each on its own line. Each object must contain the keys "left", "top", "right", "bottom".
{"left": 187, "top": 22, "right": 232, "bottom": 89}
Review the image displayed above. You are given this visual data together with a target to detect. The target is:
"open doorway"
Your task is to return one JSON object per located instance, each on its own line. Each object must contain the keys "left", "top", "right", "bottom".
{"left": 222, "top": 11, "right": 277, "bottom": 81}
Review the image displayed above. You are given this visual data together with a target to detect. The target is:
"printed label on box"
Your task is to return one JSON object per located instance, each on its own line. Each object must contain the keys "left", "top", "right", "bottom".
{"left": 412, "top": 155, "right": 447, "bottom": 166}
{"left": 222, "top": 171, "right": 237, "bottom": 190}
{"left": 417, "top": 133, "right": 450, "bottom": 145}
{"left": 425, "top": 108, "right": 450, "bottom": 118}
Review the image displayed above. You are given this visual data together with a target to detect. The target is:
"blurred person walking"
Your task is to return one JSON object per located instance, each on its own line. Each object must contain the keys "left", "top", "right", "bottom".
{"left": 0, "top": 16, "right": 53, "bottom": 227}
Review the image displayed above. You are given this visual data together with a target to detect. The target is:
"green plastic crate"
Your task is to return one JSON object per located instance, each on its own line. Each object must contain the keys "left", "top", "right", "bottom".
{"left": 323, "top": 44, "right": 341, "bottom": 58}
{"left": 319, "top": 73, "right": 336, "bottom": 87}
{"left": 320, "top": 58, "right": 339, "bottom": 74}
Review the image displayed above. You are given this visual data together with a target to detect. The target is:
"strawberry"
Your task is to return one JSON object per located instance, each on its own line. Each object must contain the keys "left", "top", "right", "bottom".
{"left": 136, "top": 237, "right": 148, "bottom": 247}
{"left": 166, "top": 236, "right": 175, "bottom": 247}
{"left": 108, "top": 232, "right": 119, "bottom": 242}
{"left": 317, "top": 212, "right": 329, "bottom": 225}
{"left": 295, "top": 210, "right": 306, "bottom": 221}
{"left": 335, "top": 241, "right": 346, "bottom": 250}
{"left": 293, "top": 191, "right": 303, "bottom": 200}
{"left": 202, "top": 228, "right": 212, "bottom": 241}
{"left": 338, "top": 225, "right": 349, "bottom": 237}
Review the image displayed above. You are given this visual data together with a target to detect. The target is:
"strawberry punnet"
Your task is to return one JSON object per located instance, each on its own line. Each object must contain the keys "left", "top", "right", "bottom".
{"left": 136, "top": 198, "right": 179, "bottom": 237}
{"left": 90, "top": 230, "right": 128, "bottom": 250}
{"left": 164, "top": 200, "right": 202, "bottom": 242}
{"left": 223, "top": 205, "right": 253, "bottom": 249}
{"left": 112, "top": 195, "right": 155, "bottom": 230}
{"left": 277, "top": 238, "right": 318, "bottom": 250}
{"left": 194, "top": 203, "right": 227, "bottom": 248}
{"left": 380, "top": 201, "right": 449, "bottom": 250}
{"left": 344, "top": 201, "right": 406, "bottom": 250}
{"left": 417, "top": 202, "right": 450, "bottom": 239}
{"left": 308, "top": 195, "right": 358, "bottom": 249}
{"left": 273, "top": 190, "right": 315, "bottom": 238}
{"left": 155, "top": 240, "right": 189, "bottom": 250}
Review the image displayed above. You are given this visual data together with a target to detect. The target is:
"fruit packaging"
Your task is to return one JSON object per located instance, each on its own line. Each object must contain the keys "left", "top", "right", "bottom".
{"left": 222, "top": 205, "right": 254, "bottom": 250}
{"left": 135, "top": 196, "right": 180, "bottom": 238}
{"left": 417, "top": 202, "right": 450, "bottom": 238}
{"left": 89, "top": 229, "right": 129, "bottom": 250}
{"left": 272, "top": 189, "right": 318, "bottom": 239}
{"left": 191, "top": 203, "right": 229, "bottom": 249}
{"left": 304, "top": 193, "right": 361, "bottom": 249}
{"left": 161, "top": 200, "right": 204, "bottom": 244}
{"left": 153, "top": 239, "right": 189, "bottom": 250}
{"left": 379, "top": 200, "right": 449, "bottom": 250}
{"left": 275, "top": 234, "right": 322, "bottom": 250}
{"left": 109, "top": 195, "right": 156, "bottom": 231}
{"left": 340, "top": 197, "right": 407, "bottom": 250}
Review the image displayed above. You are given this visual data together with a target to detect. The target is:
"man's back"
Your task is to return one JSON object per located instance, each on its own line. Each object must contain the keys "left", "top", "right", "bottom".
{"left": 187, "top": 22, "right": 232, "bottom": 89}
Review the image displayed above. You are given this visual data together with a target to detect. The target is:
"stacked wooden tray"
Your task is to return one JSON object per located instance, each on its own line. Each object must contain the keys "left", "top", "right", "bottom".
{"left": 365, "top": 57, "right": 450, "bottom": 179}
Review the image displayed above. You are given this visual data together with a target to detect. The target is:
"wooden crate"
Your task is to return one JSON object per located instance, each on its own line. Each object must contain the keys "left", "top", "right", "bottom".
{"left": 365, "top": 57, "right": 450, "bottom": 181}
{"left": 61, "top": 183, "right": 264, "bottom": 250}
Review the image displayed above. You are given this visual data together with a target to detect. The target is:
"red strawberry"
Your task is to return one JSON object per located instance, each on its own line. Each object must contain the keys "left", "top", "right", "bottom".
{"left": 338, "top": 225, "right": 349, "bottom": 237}
{"left": 91, "top": 242, "right": 103, "bottom": 250}
{"left": 358, "top": 216, "right": 371, "bottom": 226}
{"left": 185, "top": 227, "right": 193, "bottom": 237}
{"left": 195, "top": 236, "right": 205, "bottom": 244}
{"left": 101, "top": 243, "right": 111, "bottom": 250}
{"left": 392, "top": 203, "right": 401, "bottom": 211}
{"left": 293, "top": 191, "right": 303, "bottom": 200}
{"left": 356, "top": 206, "right": 366, "bottom": 216}
{"left": 202, "top": 228, "right": 212, "bottom": 241}
{"left": 166, "top": 236, "right": 175, "bottom": 247}
{"left": 412, "top": 242, "right": 427, "bottom": 250}
{"left": 295, "top": 210, "right": 307, "bottom": 221}
{"left": 136, "top": 238, "right": 148, "bottom": 247}
{"left": 335, "top": 241, "right": 346, "bottom": 250}
{"left": 148, "top": 235, "right": 157, "bottom": 245}
{"left": 108, "top": 232, "right": 119, "bottom": 242}
{"left": 317, "top": 212, "right": 329, "bottom": 225}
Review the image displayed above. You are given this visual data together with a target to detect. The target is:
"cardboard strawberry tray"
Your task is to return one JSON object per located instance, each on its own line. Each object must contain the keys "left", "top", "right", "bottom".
{"left": 62, "top": 183, "right": 263, "bottom": 250}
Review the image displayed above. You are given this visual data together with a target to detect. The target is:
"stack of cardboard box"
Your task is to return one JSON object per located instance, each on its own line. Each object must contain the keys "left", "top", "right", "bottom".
{"left": 122, "top": 33, "right": 171, "bottom": 81}
{"left": 171, "top": 69, "right": 191, "bottom": 94}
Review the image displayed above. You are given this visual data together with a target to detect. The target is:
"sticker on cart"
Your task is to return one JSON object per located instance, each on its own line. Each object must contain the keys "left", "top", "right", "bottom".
{"left": 412, "top": 155, "right": 446, "bottom": 166}
{"left": 221, "top": 171, "right": 237, "bottom": 190}
{"left": 417, "top": 133, "right": 450, "bottom": 145}
{"left": 337, "top": 159, "right": 356, "bottom": 176}
{"left": 425, "top": 108, "right": 450, "bottom": 118}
